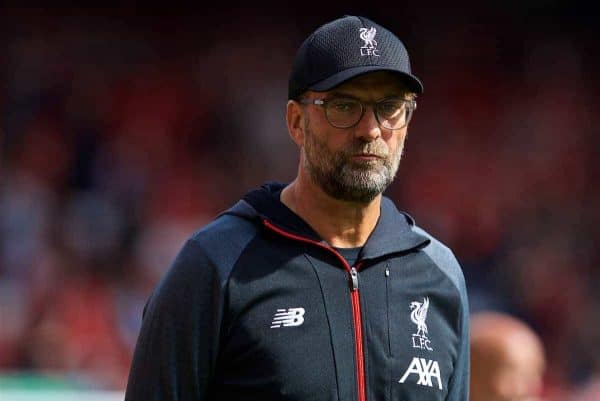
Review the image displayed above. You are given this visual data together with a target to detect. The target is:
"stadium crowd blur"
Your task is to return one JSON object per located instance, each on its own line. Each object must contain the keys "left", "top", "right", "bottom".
{"left": 1, "top": 5, "right": 598, "bottom": 400}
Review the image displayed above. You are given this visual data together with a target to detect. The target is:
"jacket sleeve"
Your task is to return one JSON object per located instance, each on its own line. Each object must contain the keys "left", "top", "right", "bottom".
{"left": 412, "top": 227, "right": 471, "bottom": 401}
{"left": 445, "top": 269, "right": 470, "bottom": 401}
{"left": 124, "top": 237, "right": 225, "bottom": 401}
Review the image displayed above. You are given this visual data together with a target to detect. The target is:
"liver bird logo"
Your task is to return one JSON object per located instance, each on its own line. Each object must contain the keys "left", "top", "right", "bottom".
{"left": 359, "top": 27, "right": 378, "bottom": 49}
{"left": 410, "top": 297, "right": 430, "bottom": 337}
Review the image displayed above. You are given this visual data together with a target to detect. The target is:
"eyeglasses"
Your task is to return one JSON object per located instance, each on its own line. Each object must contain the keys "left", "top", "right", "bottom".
{"left": 299, "top": 96, "right": 417, "bottom": 130}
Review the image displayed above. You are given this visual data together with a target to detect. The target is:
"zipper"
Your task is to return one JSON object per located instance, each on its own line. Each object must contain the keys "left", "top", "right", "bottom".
{"left": 350, "top": 267, "right": 359, "bottom": 290}
{"left": 385, "top": 264, "right": 391, "bottom": 357}
{"left": 350, "top": 263, "right": 365, "bottom": 401}
{"left": 262, "top": 219, "right": 367, "bottom": 401}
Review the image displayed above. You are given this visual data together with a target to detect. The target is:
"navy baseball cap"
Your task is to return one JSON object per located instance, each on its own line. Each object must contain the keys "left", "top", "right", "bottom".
{"left": 288, "top": 15, "right": 423, "bottom": 99}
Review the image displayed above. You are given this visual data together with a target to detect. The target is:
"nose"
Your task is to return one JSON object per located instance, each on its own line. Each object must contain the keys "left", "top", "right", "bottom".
{"left": 354, "top": 106, "right": 382, "bottom": 141}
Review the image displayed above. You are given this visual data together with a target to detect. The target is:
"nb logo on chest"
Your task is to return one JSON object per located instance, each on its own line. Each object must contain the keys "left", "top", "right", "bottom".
{"left": 270, "top": 308, "right": 305, "bottom": 328}
{"left": 399, "top": 357, "right": 443, "bottom": 390}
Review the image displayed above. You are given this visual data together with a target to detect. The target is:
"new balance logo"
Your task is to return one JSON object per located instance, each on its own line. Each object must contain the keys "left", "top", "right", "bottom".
{"left": 399, "top": 357, "right": 443, "bottom": 390}
{"left": 270, "top": 308, "right": 305, "bottom": 328}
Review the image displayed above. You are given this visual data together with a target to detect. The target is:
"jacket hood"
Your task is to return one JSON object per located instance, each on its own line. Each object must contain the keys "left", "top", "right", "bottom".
{"left": 221, "top": 181, "right": 430, "bottom": 259}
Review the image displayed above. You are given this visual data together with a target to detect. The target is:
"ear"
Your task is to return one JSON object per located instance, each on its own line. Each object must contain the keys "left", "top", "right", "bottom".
{"left": 286, "top": 100, "right": 305, "bottom": 147}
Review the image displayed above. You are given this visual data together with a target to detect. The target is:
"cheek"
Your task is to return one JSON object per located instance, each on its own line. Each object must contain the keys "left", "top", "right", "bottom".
{"left": 321, "top": 131, "right": 350, "bottom": 154}
{"left": 388, "top": 130, "right": 407, "bottom": 154}
{"left": 396, "top": 129, "right": 408, "bottom": 144}
{"left": 305, "top": 129, "right": 342, "bottom": 161}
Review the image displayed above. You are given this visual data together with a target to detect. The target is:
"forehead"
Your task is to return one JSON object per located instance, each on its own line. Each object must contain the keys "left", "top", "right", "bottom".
{"left": 330, "top": 71, "right": 412, "bottom": 98}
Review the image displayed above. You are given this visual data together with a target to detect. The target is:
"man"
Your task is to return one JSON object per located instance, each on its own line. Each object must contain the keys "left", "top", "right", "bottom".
{"left": 125, "top": 15, "right": 469, "bottom": 401}
{"left": 470, "top": 312, "right": 546, "bottom": 401}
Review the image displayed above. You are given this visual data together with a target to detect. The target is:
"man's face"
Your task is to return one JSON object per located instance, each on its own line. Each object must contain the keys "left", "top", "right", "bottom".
{"left": 301, "top": 72, "right": 413, "bottom": 203}
{"left": 490, "top": 343, "right": 545, "bottom": 401}
{"left": 470, "top": 321, "right": 546, "bottom": 401}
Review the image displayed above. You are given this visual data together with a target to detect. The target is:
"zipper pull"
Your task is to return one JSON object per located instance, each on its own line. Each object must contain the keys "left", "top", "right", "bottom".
{"left": 350, "top": 267, "right": 359, "bottom": 291}
{"left": 385, "top": 266, "right": 390, "bottom": 277}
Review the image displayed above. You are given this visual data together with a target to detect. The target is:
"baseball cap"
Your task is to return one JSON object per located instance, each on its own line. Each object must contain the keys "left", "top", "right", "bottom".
{"left": 288, "top": 15, "right": 423, "bottom": 99}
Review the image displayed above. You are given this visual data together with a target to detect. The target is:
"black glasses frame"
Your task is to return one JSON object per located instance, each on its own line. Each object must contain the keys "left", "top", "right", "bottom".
{"left": 298, "top": 96, "right": 417, "bottom": 130}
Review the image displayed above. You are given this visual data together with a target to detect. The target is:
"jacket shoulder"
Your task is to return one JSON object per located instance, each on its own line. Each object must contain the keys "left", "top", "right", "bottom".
{"left": 190, "top": 212, "right": 258, "bottom": 247}
{"left": 411, "top": 225, "right": 466, "bottom": 295}
{"left": 185, "top": 213, "right": 260, "bottom": 276}
{"left": 143, "top": 214, "right": 259, "bottom": 318}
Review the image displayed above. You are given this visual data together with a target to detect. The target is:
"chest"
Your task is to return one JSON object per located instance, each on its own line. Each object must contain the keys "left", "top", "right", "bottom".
{"left": 214, "top": 250, "right": 461, "bottom": 401}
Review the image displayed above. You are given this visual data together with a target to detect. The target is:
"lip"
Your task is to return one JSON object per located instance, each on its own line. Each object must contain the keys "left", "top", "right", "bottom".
{"left": 353, "top": 154, "right": 383, "bottom": 160}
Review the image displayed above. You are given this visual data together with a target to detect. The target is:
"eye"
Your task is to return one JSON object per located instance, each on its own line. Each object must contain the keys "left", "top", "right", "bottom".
{"left": 378, "top": 99, "right": 405, "bottom": 117}
{"left": 329, "top": 98, "right": 360, "bottom": 114}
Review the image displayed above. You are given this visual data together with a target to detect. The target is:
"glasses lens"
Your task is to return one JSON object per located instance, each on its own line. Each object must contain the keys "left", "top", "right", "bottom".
{"left": 325, "top": 98, "right": 363, "bottom": 128}
{"left": 376, "top": 99, "right": 412, "bottom": 129}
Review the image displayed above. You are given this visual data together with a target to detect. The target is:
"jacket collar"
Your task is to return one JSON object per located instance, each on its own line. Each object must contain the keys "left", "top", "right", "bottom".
{"left": 224, "top": 182, "right": 322, "bottom": 240}
{"left": 224, "top": 181, "right": 429, "bottom": 258}
{"left": 360, "top": 197, "right": 430, "bottom": 260}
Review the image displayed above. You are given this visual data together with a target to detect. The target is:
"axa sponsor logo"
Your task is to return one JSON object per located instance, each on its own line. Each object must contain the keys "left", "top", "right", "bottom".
{"left": 359, "top": 27, "right": 379, "bottom": 57}
{"left": 410, "top": 297, "right": 433, "bottom": 351}
{"left": 399, "top": 357, "right": 443, "bottom": 390}
{"left": 270, "top": 307, "right": 305, "bottom": 328}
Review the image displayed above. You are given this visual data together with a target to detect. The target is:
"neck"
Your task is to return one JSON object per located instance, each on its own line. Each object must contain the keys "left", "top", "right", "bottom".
{"left": 281, "top": 173, "right": 381, "bottom": 248}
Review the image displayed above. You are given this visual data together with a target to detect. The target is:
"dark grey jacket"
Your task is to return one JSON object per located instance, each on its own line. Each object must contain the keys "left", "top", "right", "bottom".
{"left": 125, "top": 182, "right": 469, "bottom": 401}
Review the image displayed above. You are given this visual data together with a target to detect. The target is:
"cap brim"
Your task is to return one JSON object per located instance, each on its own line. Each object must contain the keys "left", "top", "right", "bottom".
{"left": 308, "top": 65, "right": 423, "bottom": 95}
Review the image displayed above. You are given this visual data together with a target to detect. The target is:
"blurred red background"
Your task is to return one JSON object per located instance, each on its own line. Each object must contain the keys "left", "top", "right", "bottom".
{"left": 0, "top": 3, "right": 598, "bottom": 400}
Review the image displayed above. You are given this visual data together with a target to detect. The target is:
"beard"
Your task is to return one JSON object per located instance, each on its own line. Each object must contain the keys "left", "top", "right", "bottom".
{"left": 302, "top": 120, "right": 404, "bottom": 203}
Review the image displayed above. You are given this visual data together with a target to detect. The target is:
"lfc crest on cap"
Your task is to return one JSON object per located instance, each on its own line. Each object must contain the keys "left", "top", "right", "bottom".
{"left": 359, "top": 27, "right": 379, "bottom": 56}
